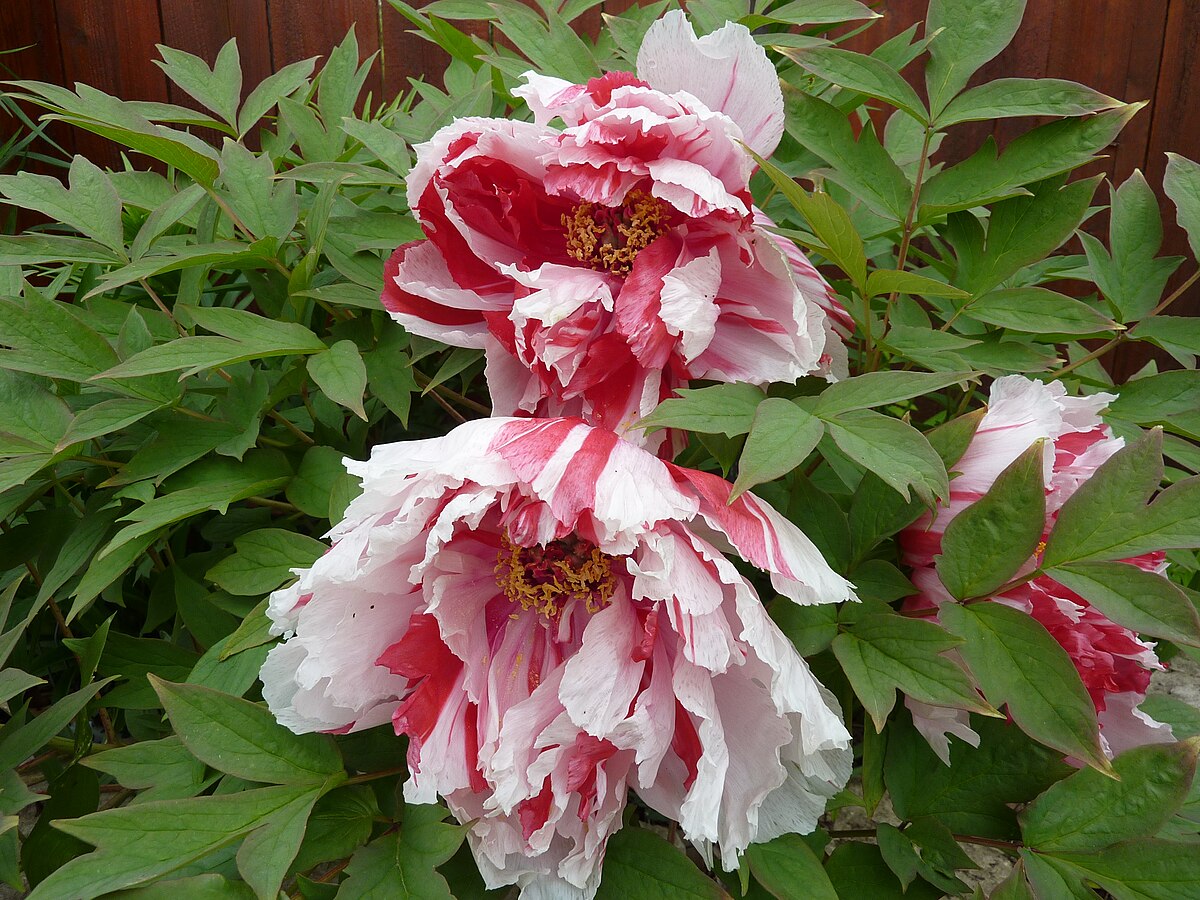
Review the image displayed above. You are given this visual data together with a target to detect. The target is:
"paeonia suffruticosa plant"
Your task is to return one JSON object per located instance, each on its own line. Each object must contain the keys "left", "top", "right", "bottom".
{"left": 1, "top": 1, "right": 1200, "bottom": 898}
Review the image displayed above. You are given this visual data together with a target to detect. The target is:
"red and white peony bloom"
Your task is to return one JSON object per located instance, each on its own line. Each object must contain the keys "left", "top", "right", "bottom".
{"left": 383, "top": 11, "right": 841, "bottom": 448}
{"left": 261, "top": 417, "right": 854, "bottom": 898}
{"left": 899, "top": 376, "right": 1173, "bottom": 762}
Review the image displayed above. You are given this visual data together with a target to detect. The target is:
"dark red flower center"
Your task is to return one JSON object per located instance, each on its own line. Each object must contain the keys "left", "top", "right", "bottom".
{"left": 563, "top": 190, "right": 668, "bottom": 275}
{"left": 495, "top": 533, "right": 617, "bottom": 620}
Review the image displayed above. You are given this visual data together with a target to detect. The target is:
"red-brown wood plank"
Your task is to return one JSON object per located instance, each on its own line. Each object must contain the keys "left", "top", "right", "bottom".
{"left": 0, "top": 0, "right": 76, "bottom": 164}
{"left": 266, "top": 0, "right": 383, "bottom": 111}
{"left": 53, "top": 0, "right": 168, "bottom": 168}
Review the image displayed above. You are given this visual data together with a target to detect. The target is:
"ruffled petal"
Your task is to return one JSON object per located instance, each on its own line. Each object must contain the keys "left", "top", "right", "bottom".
{"left": 637, "top": 10, "right": 784, "bottom": 158}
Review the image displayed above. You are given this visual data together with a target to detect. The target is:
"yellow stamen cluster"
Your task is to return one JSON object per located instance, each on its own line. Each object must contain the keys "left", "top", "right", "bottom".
{"left": 563, "top": 190, "right": 668, "bottom": 275}
{"left": 495, "top": 532, "right": 617, "bottom": 621}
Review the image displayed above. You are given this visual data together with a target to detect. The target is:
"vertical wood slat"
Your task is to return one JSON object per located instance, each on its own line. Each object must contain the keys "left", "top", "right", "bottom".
{"left": 266, "top": 0, "right": 383, "bottom": 108}
{"left": 0, "top": 0, "right": 75, "bottom": 163}
{"left": 50, "top": 0, "right": 168, "bottom": 167}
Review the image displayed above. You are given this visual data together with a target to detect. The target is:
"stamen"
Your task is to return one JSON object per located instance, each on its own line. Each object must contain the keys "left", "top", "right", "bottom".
{"left": 495, "top": 532, "right": 617, "bottom": 620}
{"left": 563, "top": 190, "right": 668, "bottom": 276}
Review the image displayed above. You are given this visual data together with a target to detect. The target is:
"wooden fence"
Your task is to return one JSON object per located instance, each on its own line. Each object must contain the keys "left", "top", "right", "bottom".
{"left": 2, "top": 0, "right": 1198, "bottom": 375}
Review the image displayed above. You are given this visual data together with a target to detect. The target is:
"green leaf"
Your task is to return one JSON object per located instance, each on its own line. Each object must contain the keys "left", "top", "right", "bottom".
{"left": 747, "top": 832, "right": 838, "bottom": 900}
{"left": 29, "top": 783, "right": 325, "bottom": 900}
{"left": 832, "top": 607, "right": 992, "bottom": 731}
{"left": 1048, "top": 561, "right": 1200, "bottom": 647}
{"left": 0, "top": 287, "right": 120, "bottom": 382}
{"left": 968, "top": 288, "right": 1117, "bottom": 335}
{"left": 937, "top": 441, "right": 1046, "bottom": 600}
{"left": 1130, "top": 317, "right": 1200, "bottom": 366}
{"left": 0, "top": 155, "right": 125, "bottom": 252}
{"left": 824, "top": 842, "right": 941, "bottom": 900}
{"left": 1019, "top": 850, "right": 1098, "bottom": 900}
{"left": 755, "top": 161, "right": 868, "bottom": 289}
{"left": 151, "top": 677, "right": 343, "bottom": 784}
{"left": 1044, "top": 429, "right": 1200, "bottom": 565}
{"left": 0, "top": 668, "right": 43, "bottom": 706}
{"left": 921, "top": 109, "right": 1138, "bottom": 215}
{"left": 1163, "top": 152, "right": 1200, "bottom": 259}
{"left": 84, "top": 736, "right": 211, "bottom": 804}
{"left": 924, "top": 0, "right": 1028, "bottom": 115}
{"left": 876, "top": 824, "right": 922, "bottom": 890}
{"left": 290, "top": 785, "right": 377, "bottom": 876}
{"left": 308, "top": 340, "right": 368, "bottom": 421}
{"left": 239, "top": 57, "right": 317, "bottom": 137}
{"left": 864, "top": 269, "right": 968, "bottom": 299}
{"left": 815, "top": 371, "right": 974, "bottom": 417}
{"left": 770, "top": 599, "right": 839, "bottom": 657}
{"left": 342, "top": 118, "right": 411, "bottom": 175}
{"left": 219, "top": 600, "right": 274, "bottom": 662}
{"left": 780, "top": 88, "right": 911, "bottom": 222}
{"left": 760, "top": 0, "right": 879, "bottom": 25}
{"left": 731, "top": 399, "right": 823, "bottom": 499}
{"left": 939, "top": 602, "right": 1110, "bottom": 773}
{"left": 954, "top": 177, "right": 1100, "bottom": 297}
{"left": 825, "top": 410, "right": 949, "bottom": 505}
{"left": 237, "top": 785, "right": 322, "bottom": 900}
{"left": 594, "top": 826, "right": 725, "bottom": 899}
{"left": 938, "top": 78, "right": 1122, "bottom": 126}
{"left": 1021, "top": 740, "right": 1200, "bottom": 851}
{"left": 887, "top": 717, "right": 1072, "bottom": 839}
{"left": 287, "top": 446, "right": 351, "bottom": 519}
{"left": 793, "top": 47, "right": 926, "bottom": 122}
{"left": 0, "top": 678, "right": 113, "bottom": 770}
{"left": 95, "top": 335, "right": 316, "bottom": 380}
{"left": 62, "top": 615, "right": 112, "bottom": 684}
{"left": 207, "top": 528, "right": 325, "bottom": 596}
{"left": 56, "top": 397, "right": 165, "bottom": 451}
{"left": 337, "top": 804, "right": 467, "bottom": 900}
{"left": 1108, "top": 371, "right": 1200, "bottom": 423}
{"left": 1085, "top": 170, "right": 1183, "bottom": 322}
{"left": 219, "top": 139, "right": 298, "bottom": 242}
{"left": 155, "top": 40, "right": 242, "bottom": 127}
{"left": 184, "top": 304, "right": 326, "bottom": 352}
{"left": 108, "top": 875, "right": 256, "bottom": 899}
{"left": 639, "top": 383, "right": 764, "bottom": 437}
{"left": 1040, "top": 838, "right": 1200, "bottom": 900}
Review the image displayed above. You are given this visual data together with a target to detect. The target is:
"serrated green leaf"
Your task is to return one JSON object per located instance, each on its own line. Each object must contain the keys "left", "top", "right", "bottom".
{"left": 940, "top": 602, "right": 1110, "bottom": 773}
{"left": 238, "top": 57, "right": 317, "bottom": 137}
{"left": 155, "top": 40, "right": 242, "bottom": 127}
{"left": 0, "top": 155, "right": 124, "bottom": 252}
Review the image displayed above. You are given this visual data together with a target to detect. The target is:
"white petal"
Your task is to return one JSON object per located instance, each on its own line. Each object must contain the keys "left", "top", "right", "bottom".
{"left": 637, "top": 10, "right": 784, "bottom": 158}
{"left": 656, "top": 249, "right": 722, "bottom": 363}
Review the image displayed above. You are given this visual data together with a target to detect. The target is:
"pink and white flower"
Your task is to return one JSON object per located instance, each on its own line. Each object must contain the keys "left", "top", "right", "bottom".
{"left": 261, "top": 417, "right": 853, "bottom": 898}
{"left": 899, "top": 376, "right": 1173, "bottom": 762}
{"left": 383, "top": 12, "right": 842, "bottom": 447}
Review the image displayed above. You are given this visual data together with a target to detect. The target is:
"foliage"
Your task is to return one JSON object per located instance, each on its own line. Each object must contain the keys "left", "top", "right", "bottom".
{"left": 1, "top": 0, "right": 1199, "bottom": 897}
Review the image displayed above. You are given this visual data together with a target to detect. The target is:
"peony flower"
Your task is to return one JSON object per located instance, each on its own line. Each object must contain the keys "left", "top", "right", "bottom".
{"left": 261, "top": 416, "right": 853, "bottom": 898}
{"left": 383, "top": 12, "right": 840, "bottom": 448}
{"left": 899, "top": 375, "right": 1173, "bottom": 762}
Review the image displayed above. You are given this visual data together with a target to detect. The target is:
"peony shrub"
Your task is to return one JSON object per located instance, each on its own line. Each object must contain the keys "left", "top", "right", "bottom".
{"left": 1, "top": 1, "right": 1200, "bottom": 898}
